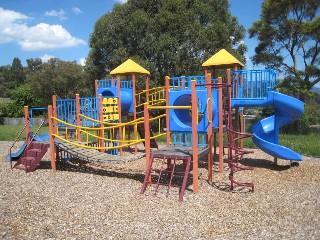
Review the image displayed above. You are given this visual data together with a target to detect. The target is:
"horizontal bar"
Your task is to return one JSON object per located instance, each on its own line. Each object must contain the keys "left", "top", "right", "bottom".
{"left": 148, "top": 105, "right": 191, "bottom": 110}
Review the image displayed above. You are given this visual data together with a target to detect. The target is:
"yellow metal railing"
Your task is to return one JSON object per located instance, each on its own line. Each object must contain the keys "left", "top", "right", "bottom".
{"left": 136, "top": 86, "right": 166, "bottom": 108}
{"left": 51, "top": 112, "right": 166, "bottom": 152}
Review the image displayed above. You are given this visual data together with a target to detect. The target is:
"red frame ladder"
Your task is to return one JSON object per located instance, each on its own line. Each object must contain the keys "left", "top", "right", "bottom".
{"left": 141, "top": 152, "right": 192, "bottom": 202}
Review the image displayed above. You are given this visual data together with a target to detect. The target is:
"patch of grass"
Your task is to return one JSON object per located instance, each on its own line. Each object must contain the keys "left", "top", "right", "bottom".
{"left": 1, "top": 125, "right": 319, "bottom": 158}
{"left": 0, "top": 125, "right": 49, "bottom": 141}
{"left": 243, "top": 128, "right": 320, "bottom": 158}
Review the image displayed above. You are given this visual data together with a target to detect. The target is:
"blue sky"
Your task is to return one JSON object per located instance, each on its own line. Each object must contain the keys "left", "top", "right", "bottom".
{"left": 0, "top": 0, "right": 263, "bottom": 69}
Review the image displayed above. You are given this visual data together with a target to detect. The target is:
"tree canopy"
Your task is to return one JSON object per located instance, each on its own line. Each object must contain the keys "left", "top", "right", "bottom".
{"left": 87, "top": 0, "right": 247, "bottom": 86}
{"left": 29, "top": 58, "right": 91, "bottom": 106}
{"left": 249, "top": 0, "right": 320, "bottom": 100}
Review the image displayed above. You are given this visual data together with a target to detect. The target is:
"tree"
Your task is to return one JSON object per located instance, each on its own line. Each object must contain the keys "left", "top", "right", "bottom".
{"left": 26, "top": 58, "right": 43, "bottom": 72}
{"left": 0, "top": 65, "right": 12, "bottom": 97}
{"left": 29, "top": 58, "right": 91, "bottom": 106}
{"left": 87, "top": 0, "right": 246, "bottom": 86}
{"left": 11, "top": 57, "right": 26, "bottom": 85}
{"left": 249, "top": 0, "right": 320, "bottom": 101}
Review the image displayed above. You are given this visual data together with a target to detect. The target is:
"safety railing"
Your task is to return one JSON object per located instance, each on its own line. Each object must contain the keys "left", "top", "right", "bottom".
{"left": 79, "top": 97, "right": 100, "bottom": 126}
{"left": 56, "top": 98, "right": 77, "bottom": 127}
{"left": 50, "top": 112, "right": 166, "bottom": 152}
{"left": 136, "top": 86, "right": 166, "bottom": 109}
{"left": 170, "top": 75, "right": 218, "bottom": 90}
{"left": 97, "top": 79, "right": 133, "bottom": 89}
{"left": 56, "top": 97, "right": 100, "bottom": 127}
{"left": 231, "top": 69, "right": 277, "bottom": 99}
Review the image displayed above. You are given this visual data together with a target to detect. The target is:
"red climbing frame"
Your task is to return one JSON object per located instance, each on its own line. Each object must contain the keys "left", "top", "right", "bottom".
{"left": 226, "top": 69, "right": 254, "bottom": 192}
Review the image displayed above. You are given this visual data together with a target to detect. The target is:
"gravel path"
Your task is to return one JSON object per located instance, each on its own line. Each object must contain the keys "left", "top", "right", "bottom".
{"left": 1, "top": 141, "right": 319, "bottom": 239}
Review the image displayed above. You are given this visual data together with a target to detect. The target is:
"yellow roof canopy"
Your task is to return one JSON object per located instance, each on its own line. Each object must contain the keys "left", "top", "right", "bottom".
{"left": 202, "top": 49, "right": 244, "bottom": 68}
{"left": 110, "top": 59, "right": 150, "bottom": 75}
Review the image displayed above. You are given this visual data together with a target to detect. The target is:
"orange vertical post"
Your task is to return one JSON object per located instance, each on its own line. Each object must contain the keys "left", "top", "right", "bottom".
{"left": 218, "top": 76, "right": 224, "bottom": 173}
{"left": 227, "top": 69, "right": 232, "bottom": 127}
{"left": 52, "top": 95, "right": 57, "bottom": 135}
{"left": 144, "top": 103, "right": 150, "bottom": 168}
{"left": 239, "top": 67, "right": 245, "bottom": 149}
{"left": 132, "top": 73, "right": 138, "bottom": 154}
{"left": 212, "top": 68, "right": 217, "bottom": 158}
{"left": 117, "top": 76, "right": 123, "bottom": 156}
{"left": 206, "top": 74, "right": 213, "bottom": 183}
{"left": 95, "top": 80, "right": 98, "bottom": 96}
{"left": 75, "top": 94, "right": 82, "bottom": 142}
{"left": 191, "top": 80, "right": 199, "bottom": 193}
{"left": 99, "top": 94, "right": 104, "bottom": 153}
{"left": 48, "top": 105, "right": 56, "bottom": 172}
{"left": 204, "top": 67, "right": 208, "bottom": 76}
{"left": 181, "top": 76, "right": 185, "bottom": 89}
{"left": 165, "top": 76, "right": 171, "bottom": 146}
{"left": 145, "top": 75, "right": 150, "bottom": 101}
{"left": 234, "top": 65, "right": 239, "bottom": 134}
{"left": 24, "top": 106, "right": 30, "bottom": 144}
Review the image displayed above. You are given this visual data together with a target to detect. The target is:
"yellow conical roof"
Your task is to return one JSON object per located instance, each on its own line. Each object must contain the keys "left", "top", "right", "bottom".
{"left": 202, "top": 49, "right": 244, "bottom": 68}
{"left": 110, "top": 59, "right": 150, "bottom": 75}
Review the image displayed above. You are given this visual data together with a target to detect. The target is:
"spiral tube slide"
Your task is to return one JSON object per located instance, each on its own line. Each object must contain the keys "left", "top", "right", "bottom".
{"left": 251, "top": 91, "right": 304, "bottom": 160}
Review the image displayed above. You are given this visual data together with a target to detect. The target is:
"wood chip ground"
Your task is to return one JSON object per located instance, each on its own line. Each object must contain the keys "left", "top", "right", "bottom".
{"left": 1, "top": 141, "right": 319, "bottom": 239}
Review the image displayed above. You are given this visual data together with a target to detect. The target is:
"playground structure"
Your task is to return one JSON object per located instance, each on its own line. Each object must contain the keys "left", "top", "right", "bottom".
{"left": 8, "top": 49, "right": 304, "bottom": 201}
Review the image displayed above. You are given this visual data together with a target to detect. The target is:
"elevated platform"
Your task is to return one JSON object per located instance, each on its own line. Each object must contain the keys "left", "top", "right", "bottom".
{"left": 141, "top": 145, "right": 208, "bottom": 201}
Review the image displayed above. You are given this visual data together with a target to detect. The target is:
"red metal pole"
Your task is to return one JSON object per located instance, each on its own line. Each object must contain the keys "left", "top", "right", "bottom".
{"left": 132, "top": 73, "right": 137, "bottom": 154}
{"left": 24, "top": 106, "right": 30, "bottom": 144}
{"left": 165, "top": 76, "right": 171, "bottom": 146}
{"left": 52, "top": 95, "right": 57, "bottom": 136}
{"left": 117, "top": 76, "right": 123, "bottom": 156}
{"left": 144, "top": 103, "right": 150, "bottom": 167}
{"left": 48, "top": 105, "right": 56, "bottom": 172}
{"left": 75, "top": 94, "right": 82, "bottom": 142}
{"left": 206, "top": 74, "right": 213, "bottom": 183}
{"left": 191, "top": 80, "right": 199, "bottom": 193}
{"left": 99, "top": 94, "right": 104, "bottom": 153}
{"left": 218, "top": 76, "right": 224, "bottom": 173}
{"left": 95, "top": 80, "right": 98, "bottom": 97}
{"left": 146, "top": 75, "right": 150, "bottom": 103}
{"left": 204, "top": 66, "right": 208, "bottom": 76}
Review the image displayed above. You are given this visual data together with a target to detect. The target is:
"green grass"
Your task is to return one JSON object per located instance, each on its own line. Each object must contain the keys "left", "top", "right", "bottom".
{"left": 0, "top": 125, "right": 49, "bottom": 141}
{"left": 243, "top": 129, "right": 320, "bottom": 158}
{"left": 1, "top": 125, "right": 319, "bottom": 158}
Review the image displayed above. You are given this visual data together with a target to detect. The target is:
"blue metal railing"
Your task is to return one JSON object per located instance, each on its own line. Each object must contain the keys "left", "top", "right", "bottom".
{"left": 171, "top": 132, "right": 207, "bottom": 147}
{"left": 56, "top": 99, "right": 77, "bottom": 127}
{"left": 170, "top": 75, "right": 218, "bottom": 90}
{"left": 231, "top": 69, "right": 277, "bottom": 99}
{"left": 56, "top": 97, "right": 100, "bottom": 127}
{"left": 80, "top": 97, "right": 100, "bottom": 126}
{"left": 98, "top": 79, "right": 133, "bottom": 88}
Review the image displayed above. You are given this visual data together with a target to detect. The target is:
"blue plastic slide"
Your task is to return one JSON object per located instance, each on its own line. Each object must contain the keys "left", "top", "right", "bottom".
{"left": 6, "top": 141, "right": 28, "bottom": 162}
{"left": 252, "top": 91, "right": 304, "bottom": 160}
{"left": 232, "top": 91, "right": 304, "bottom": 161}
{"left": 6, "top": 132, "right": 50, "bottom": 162}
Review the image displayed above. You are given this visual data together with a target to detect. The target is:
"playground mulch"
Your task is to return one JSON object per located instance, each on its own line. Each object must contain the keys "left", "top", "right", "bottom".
{"left": 1, "top": 141, "right": 320, "bottom": 239}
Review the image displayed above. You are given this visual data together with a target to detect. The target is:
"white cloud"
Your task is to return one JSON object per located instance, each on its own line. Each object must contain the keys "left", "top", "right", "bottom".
{"left": 79, "top": 57, "right": 86, "bottom": 66}
{"left": 19, "top": 23, "right": 86, "bottom": 51}
{"left": 116, "top": 0, "right": 128, "bottom": 3}
{"left": 0, "top": 7, "right": 86, "bottom": 51}
{"left": 45, "top": 9, "right": 67, "bottom": 21}
{"left": 41, "top": 54, "right": 55, "bottom": 63}
{"left": 72, "top": 7, "right": 82, "bottom": 15}
{"left": 0, "top": 7, "right": 29, "bottom": 43}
